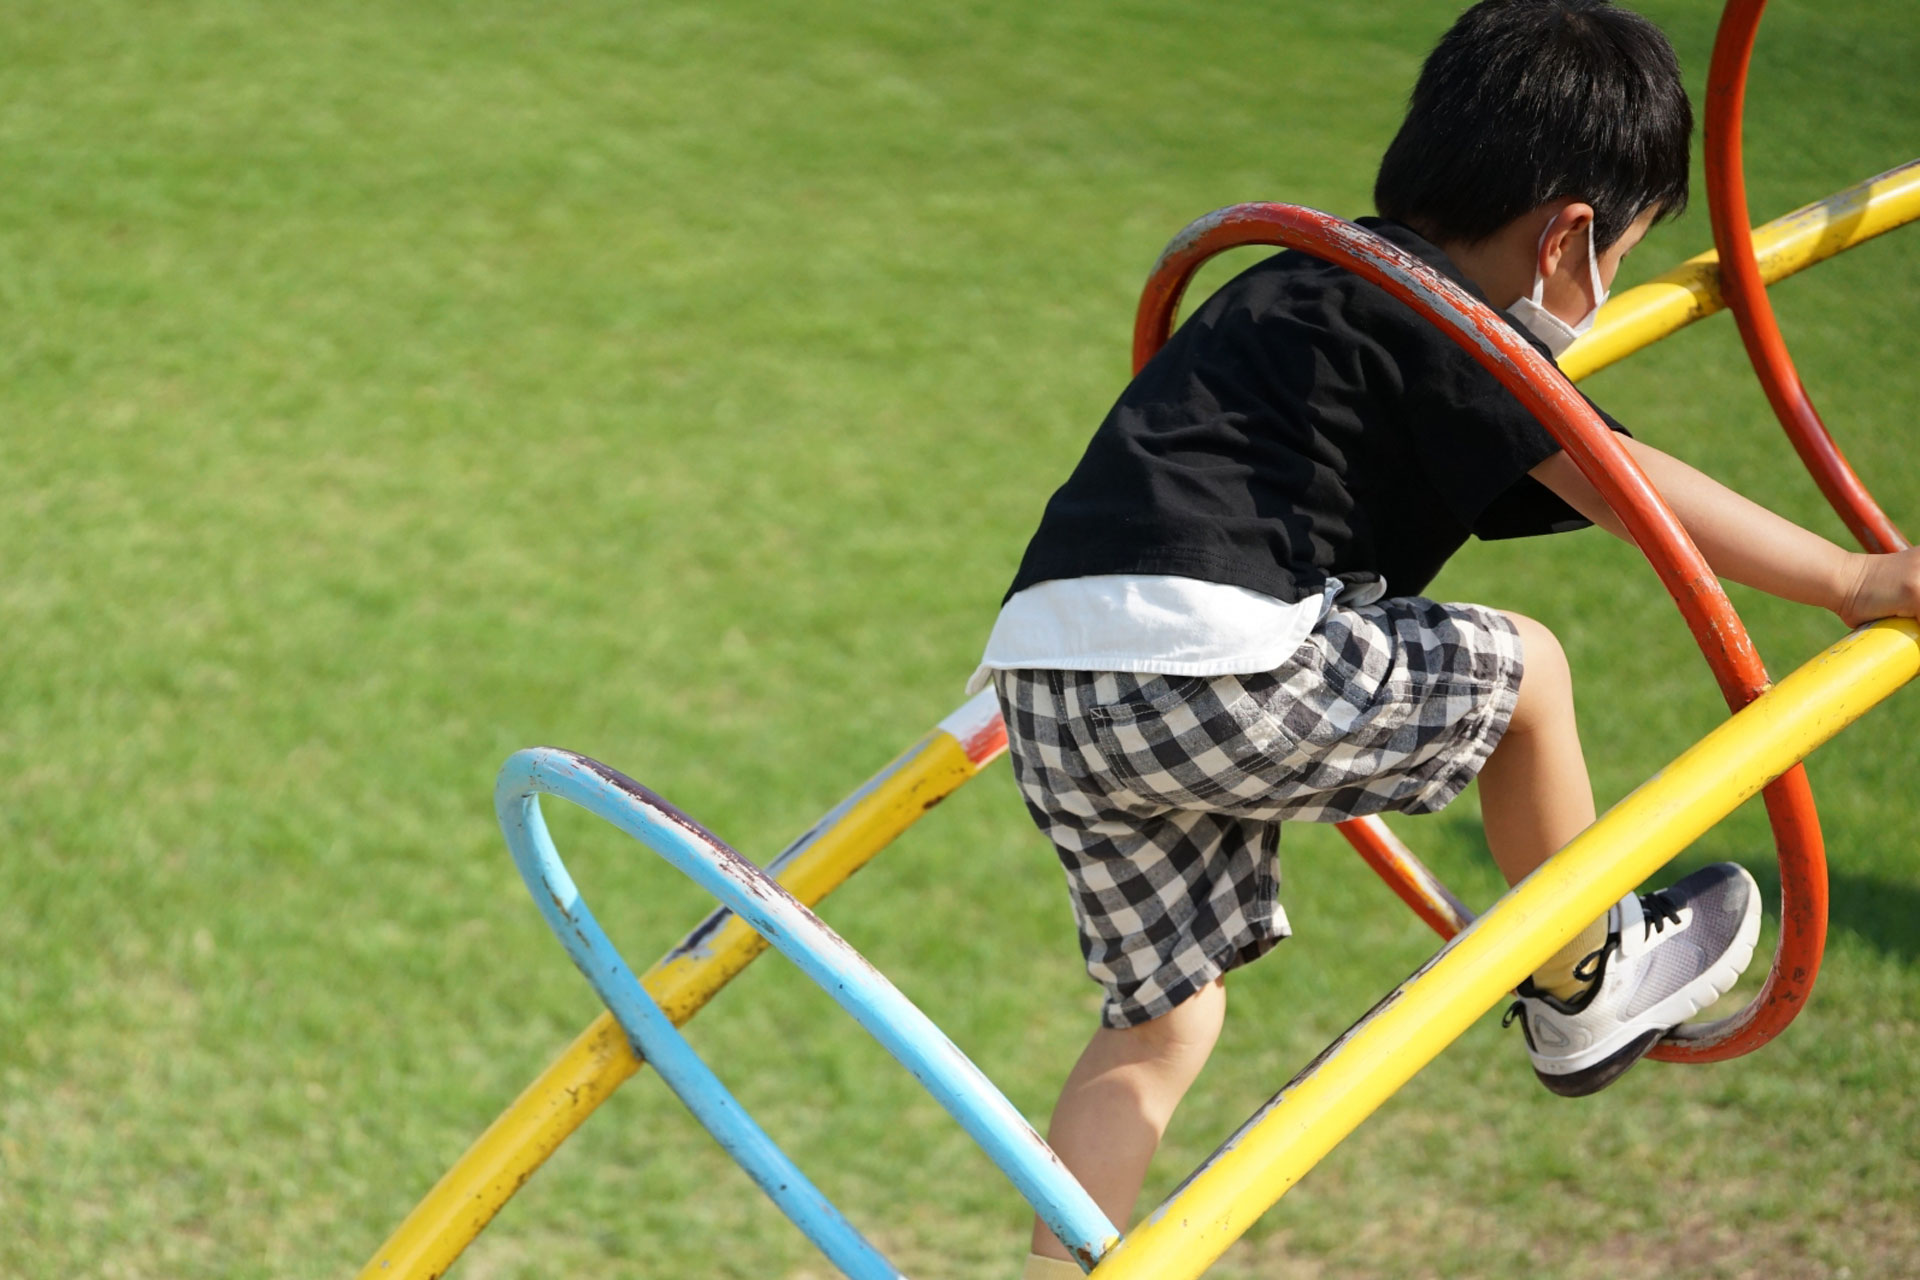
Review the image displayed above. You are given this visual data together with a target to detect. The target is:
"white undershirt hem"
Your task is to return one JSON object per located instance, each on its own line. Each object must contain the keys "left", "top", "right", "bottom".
{"left": 966, "top": 574, "right": 1381, "bottom": 696}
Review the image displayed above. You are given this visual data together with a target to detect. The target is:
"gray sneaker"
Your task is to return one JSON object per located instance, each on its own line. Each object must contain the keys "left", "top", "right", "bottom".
{"left": 1504, "top": 862, "right": 1762, "bottom": 1097}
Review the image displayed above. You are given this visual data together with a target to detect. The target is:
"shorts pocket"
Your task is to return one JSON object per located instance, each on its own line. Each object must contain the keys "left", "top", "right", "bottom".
{"left": 1084, "top": 675, "right": 1269, "bottom": 804}
{"left": 1084, "top": 674, "right": 1209, "bottom": 727}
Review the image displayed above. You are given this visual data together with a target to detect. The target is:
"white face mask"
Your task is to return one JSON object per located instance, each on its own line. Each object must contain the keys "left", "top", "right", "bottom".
{"left": 1506, "top": 221, "right": 1608, "bottom": 358}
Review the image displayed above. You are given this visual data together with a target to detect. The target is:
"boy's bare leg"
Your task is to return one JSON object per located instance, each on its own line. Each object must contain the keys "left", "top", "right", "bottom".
{"left": 1481, "top": 612, "right": 1764, "bottom": 1092}
{"left": 1477, "top": 612, "right": 1610, "bottom": 993}
{"left": 1478, "top": 612, "right": 1596, "bottom": 884}
{"left": 1029, "top": 976, "right": 1227, "bottom": 1261}
{"left": 1030, "top": 610, "right": 1594, "bottom": 1269}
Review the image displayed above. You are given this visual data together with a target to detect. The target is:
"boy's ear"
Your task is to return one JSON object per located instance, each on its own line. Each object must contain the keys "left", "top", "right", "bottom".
{"left": 1536, "top": 201, "right": 1596, "bottom": 279}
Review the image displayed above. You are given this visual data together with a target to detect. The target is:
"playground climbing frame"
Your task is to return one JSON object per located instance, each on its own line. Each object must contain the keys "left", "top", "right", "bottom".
{"left": 359, "top": 5, "right": 1919, "bottom": 1273}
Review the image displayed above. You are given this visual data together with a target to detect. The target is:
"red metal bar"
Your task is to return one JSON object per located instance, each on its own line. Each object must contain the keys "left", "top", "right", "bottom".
{"left": 1705, "top": 0, "right": 1908, "bottom": 554}
{"left": 1666, "top": 760, "right": 1829, "bottom": 1058}
{"left": 1340, "top": 815, "right": 1475, "bottom": 938}
{"left": 1131, "top": 203, "right": 1826, "bottom": 1062}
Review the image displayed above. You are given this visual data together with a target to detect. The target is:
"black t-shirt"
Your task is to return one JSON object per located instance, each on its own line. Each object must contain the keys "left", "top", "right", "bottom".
{"left": 1005, "top": 217, "right": 1625, "bottom": 605}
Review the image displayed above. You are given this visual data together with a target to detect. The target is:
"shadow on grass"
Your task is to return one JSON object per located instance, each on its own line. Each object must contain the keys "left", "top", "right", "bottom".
{"left": 1744, "top": 856, "right": 1920, "bottom": 967}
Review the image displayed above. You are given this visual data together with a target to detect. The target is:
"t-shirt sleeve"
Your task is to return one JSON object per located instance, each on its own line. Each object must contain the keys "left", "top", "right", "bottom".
{"left": 1473, "top": 391, "right": 1630, "bottom": 539}
{"left": 1392, "top": 312, "right": 1630, "bottom": 541}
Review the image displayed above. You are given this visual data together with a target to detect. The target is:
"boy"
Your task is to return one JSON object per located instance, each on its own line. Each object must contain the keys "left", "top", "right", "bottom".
{"left": 973, "top": 2, "right": 1920, "bottom": 1275}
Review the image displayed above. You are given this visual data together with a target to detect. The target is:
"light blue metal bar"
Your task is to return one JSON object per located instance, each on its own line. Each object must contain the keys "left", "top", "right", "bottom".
{"left": 496, "top": 746, "right": 1119, "bottom": 1272}
{"left": 499, "top": 757, "right": 903, "bottom": 1280}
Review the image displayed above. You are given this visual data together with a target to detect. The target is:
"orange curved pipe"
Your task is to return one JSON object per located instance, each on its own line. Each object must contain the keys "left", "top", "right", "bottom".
{"left": 1131, "top": 203, "right": 1826, "bottom": 1063}
{"left": 1705, "top": 0, "right": 1907, "bottom": 555}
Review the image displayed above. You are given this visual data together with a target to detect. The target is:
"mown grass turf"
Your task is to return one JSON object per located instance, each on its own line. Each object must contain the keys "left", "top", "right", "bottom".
{"left": 1, "top": 2, "right": 1916, "bottom": 1277}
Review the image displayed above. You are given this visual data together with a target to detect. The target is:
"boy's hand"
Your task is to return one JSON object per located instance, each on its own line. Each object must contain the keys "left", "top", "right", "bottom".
{"left": 1839, "top": 548, "right": 1920, "bottom": 628}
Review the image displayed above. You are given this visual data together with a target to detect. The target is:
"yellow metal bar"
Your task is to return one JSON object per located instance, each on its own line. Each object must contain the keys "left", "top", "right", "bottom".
{"left": 1091, "top": 619, "right": 1920, "bottom": 1280}
{"left": 358, "top": 724, "right": 989, "bottom": 1280}
{"left": 1561, "top": 158, "right": 1920, "bottom": 382}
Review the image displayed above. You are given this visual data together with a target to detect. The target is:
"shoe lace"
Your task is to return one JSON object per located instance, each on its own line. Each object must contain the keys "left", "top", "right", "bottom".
{"left": 1639, "top": 889, "right": 1683, "bottom": 939}
{"left": 1501, "top": 1001, "right": 1525, "bottom": 1029}
{"left": 1571, "top": 945, "right": 1608, "bottom": 985}
{"left": 1561, "top": 892, "right": 1680, "bottom": 986}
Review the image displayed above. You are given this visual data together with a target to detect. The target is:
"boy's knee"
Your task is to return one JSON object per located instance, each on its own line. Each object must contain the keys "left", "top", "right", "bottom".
{"left": 1502, "top": 611, "right": 1573, "bottom": 730}
{"left": 1504, "top": 611, "right": 1566, "bottom": 671}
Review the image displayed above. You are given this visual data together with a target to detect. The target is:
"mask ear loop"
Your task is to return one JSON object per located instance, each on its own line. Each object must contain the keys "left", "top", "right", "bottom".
{"left": 1528, "top": 222, "right": 1555, "bottom": 306}
{"left": 1581, "top": 222, "right": 1607, "bottom": 322}
{"left": 1532, "top": 213, "right": 1601, "bottom": 312}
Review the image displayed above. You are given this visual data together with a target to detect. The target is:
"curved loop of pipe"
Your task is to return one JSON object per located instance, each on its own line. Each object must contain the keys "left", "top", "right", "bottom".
{"left": 498, "top": 749, "right": 904, "bottom": 1280}
{"left": 495, "top": 746, "right": 1119, "bottom": 1272}
{"left": 1705, "top": 0, "right": 1908, "bottom": 553}
{"left": 1131, "top": 202, "right": 1826, "bottom": 1062}
{"left": 358, "top": 694, "right": 1015, "bottom": 1280}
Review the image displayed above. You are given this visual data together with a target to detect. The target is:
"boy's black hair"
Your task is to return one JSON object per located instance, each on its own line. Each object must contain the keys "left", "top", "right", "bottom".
{"left": 1374, "top": 0, "right": 1692, "bottom": 252}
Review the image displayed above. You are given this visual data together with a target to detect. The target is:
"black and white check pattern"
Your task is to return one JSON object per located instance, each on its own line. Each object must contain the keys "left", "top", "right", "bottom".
{"left": 996, "top": 598, "right": 1523, "bottom": 1028}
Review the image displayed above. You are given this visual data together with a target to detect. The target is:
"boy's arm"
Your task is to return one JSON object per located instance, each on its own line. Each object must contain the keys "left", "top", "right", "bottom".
{"left": 1529, "top": 439, "right": 1920, "bottom": 628}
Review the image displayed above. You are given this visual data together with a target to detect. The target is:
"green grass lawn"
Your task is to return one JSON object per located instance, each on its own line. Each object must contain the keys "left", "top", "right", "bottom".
{"left": 3, "top": 2, "right": 1917, "bottom": 1276}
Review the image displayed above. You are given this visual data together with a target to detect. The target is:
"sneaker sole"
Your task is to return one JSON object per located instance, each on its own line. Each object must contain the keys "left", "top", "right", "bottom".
{"left": 1535, "top": 864, "right": 1764, "bottom": 1088}
{"left": 1534, "top": 1028, "right": 1665, "bottom": 1098}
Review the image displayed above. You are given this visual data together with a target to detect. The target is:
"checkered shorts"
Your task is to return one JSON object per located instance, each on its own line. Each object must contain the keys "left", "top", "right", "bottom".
{"left": 994, "top": 597, "right": 1523, "bottom": 1028}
